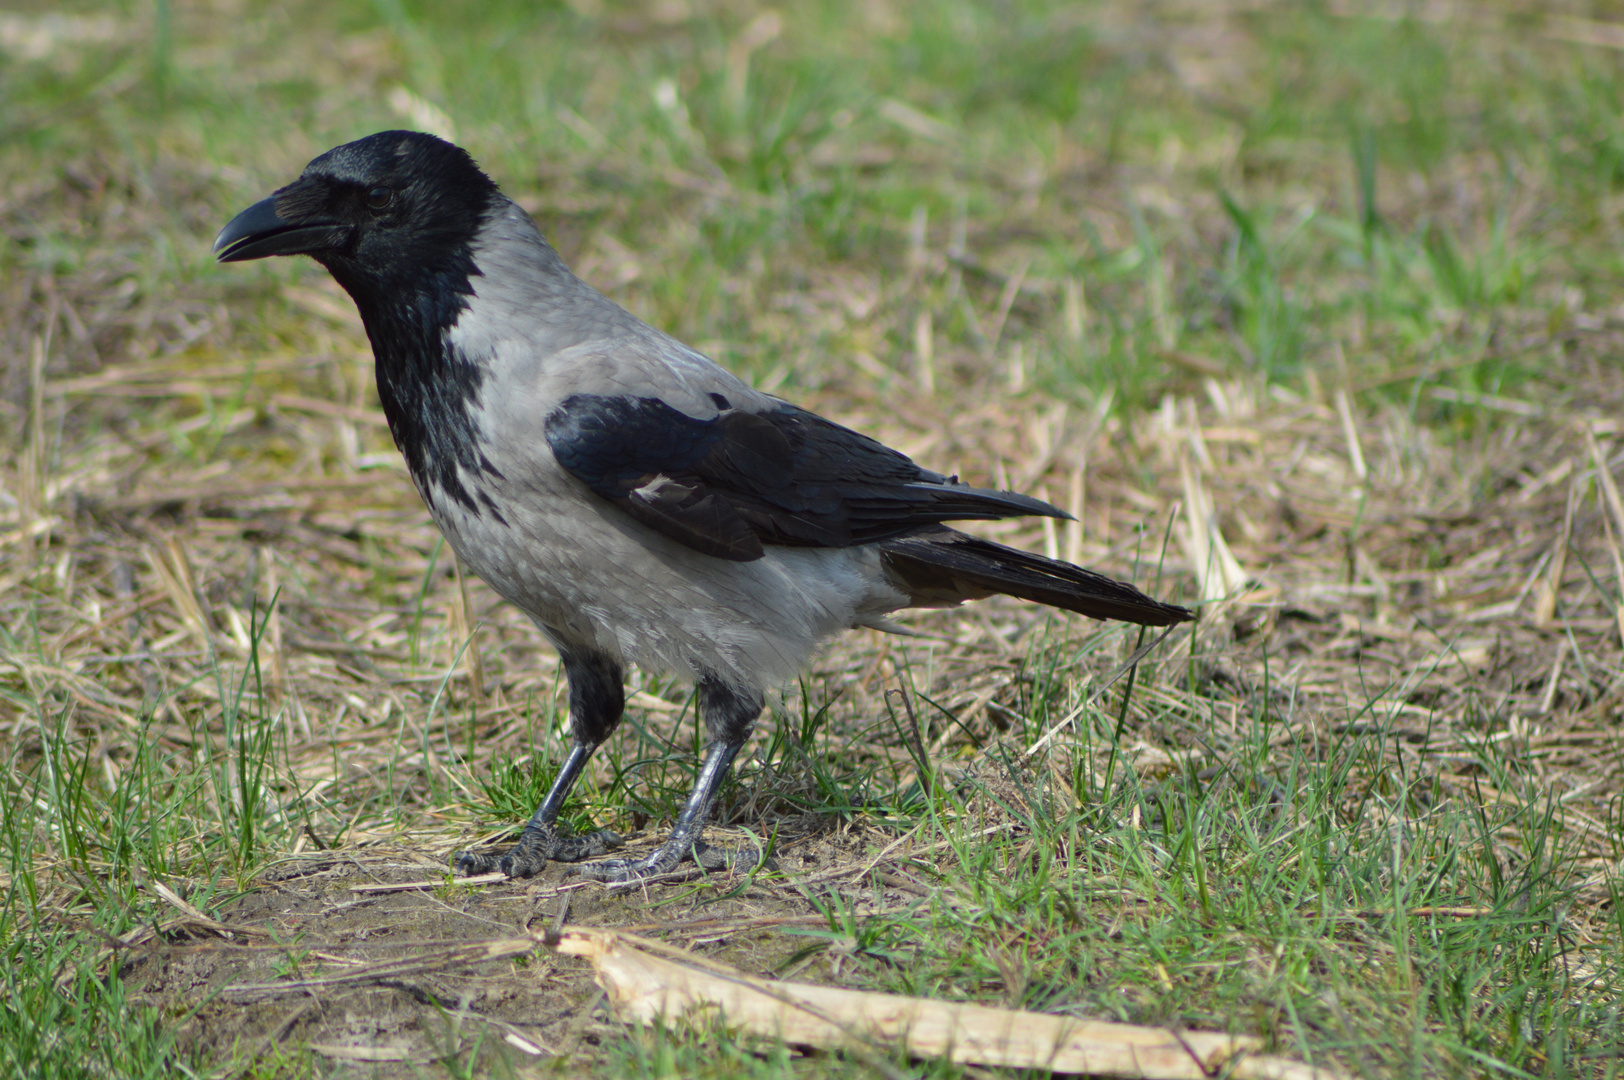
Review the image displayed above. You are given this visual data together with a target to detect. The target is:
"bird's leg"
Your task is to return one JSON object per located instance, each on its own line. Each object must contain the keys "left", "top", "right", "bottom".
{"left": 575, "top": 675, "right": 764, "bottom": 883}
{"left": 453, "top": 649, "right": 625, "bottom": 878}
{"left": 571, "top": 737, "right": 744, "bottom": 881}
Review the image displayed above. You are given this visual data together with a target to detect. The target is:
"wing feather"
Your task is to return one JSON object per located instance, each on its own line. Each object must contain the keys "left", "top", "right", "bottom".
{"left": 544, "top": 393, "right": 1067, "bottom": 561}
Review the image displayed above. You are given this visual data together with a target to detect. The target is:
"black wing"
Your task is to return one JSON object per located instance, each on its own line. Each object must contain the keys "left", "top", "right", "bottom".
{"left": 545, "top": 393, "right": 1065, "bottom": 562}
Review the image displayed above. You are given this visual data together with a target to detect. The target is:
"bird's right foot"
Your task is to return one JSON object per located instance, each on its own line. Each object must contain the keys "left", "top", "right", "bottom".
{"left": 570, "top": 837, "right": 771, "bottom": 884}
{"left": 453, "top": 823, "right": 624, "bottom": 879}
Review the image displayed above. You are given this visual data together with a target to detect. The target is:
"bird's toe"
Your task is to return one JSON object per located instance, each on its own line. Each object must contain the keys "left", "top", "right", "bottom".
{"left": 570, "top": 849, "right": 682, "bottom": 883}
{"left": 569, "top": 838, "right": 771, "bottom": 884}
{"left": 569, "top": 857, "right": 642, "bottom": 883}
{"left": 547, "top": 828, "right": 625, "bottom": 862}
{"left": 452, "top": 821, "right": 578, "bottom": 879}
{"left": 453, "top": 849, "right": 504, "bottom": 875}
{"left": 498, "top": 849, "right": 549, "bottom": 879}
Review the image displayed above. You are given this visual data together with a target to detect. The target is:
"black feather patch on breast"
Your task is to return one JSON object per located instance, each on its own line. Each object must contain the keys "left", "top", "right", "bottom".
{"left": 314, "top": 183, "right": 503, "bottom": 520}
{"left": 545, "top": 394, "right": 1068, "bottom": 561}
{"left": 377, "top": 336, "right": 504, "bottom": 516}
{"left": 342, "top": 247, "right": 504, "bottom": 518}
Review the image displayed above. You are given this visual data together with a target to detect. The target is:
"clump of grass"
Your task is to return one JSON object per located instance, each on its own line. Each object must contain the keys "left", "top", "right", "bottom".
{"left": 0, "top": 929, "right": 185, "bottom": 1080}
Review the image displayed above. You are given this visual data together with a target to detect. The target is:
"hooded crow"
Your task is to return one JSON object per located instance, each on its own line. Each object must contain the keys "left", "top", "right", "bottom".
{"left": 215, "top": 131, "right": 1193, "bottom": 883}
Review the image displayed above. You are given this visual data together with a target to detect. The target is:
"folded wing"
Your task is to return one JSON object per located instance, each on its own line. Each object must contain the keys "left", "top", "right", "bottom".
{"left": 544, "top": 393, "right": 1066, "bottom": 562}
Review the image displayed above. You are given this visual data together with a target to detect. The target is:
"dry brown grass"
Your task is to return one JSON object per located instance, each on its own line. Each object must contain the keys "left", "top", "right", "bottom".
{"left": 8, "top": 277, "right": 1621, "bottom": 865}
{"left": 5, "top": 2, "right": 1624, "bottom": 1071}
{"left": 4, "top": 259, "right": 1622, "bottom": 1061}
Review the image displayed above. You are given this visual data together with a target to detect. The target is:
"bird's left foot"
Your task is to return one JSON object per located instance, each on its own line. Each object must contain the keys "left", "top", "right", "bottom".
{"left": 453, "top": 823, "right": 624, "bottom": 878}
{"left": 571, "top": 838, "right": 770, "bottom": 884}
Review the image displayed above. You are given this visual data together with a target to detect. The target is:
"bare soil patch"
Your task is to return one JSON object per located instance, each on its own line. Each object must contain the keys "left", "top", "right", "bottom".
{"left": 116, "top": 835, "right": 846, "bottom": 1069}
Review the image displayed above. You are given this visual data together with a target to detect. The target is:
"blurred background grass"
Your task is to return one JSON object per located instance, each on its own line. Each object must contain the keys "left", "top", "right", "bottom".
{"left": 5, "top": 2, "right": 1624, "bottom": 1077}
{"left": 9, "top": 0, "right": 1624, "bottom": 411}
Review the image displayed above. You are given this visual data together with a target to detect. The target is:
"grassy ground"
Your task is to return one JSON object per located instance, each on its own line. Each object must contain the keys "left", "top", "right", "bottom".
{"left": 3, "top": 0, "right": 1624, "bottom": 1076}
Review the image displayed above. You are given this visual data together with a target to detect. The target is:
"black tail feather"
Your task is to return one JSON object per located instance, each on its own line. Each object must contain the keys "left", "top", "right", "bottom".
{"left": 881, "top": 526, "right": 1193, "bottom": 627}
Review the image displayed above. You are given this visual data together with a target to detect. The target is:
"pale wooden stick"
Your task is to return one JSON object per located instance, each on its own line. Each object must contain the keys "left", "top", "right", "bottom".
{"left": 554, "top": 927, "right": 1342, "bottom": 1080}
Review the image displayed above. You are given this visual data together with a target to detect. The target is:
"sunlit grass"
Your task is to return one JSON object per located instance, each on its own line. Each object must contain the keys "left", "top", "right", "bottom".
{"left": 2, "top": 2, "right": 1623, "bottom": 1077}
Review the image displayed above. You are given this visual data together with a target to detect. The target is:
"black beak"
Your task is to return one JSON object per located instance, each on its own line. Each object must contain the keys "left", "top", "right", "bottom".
{"left": 213, "top": 194, "right": 353, "bottom": 263}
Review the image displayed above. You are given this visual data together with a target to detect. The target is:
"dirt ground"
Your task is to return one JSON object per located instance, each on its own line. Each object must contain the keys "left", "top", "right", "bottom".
{"left": 119, "top": 825, "right": 907, "bottom": 1073}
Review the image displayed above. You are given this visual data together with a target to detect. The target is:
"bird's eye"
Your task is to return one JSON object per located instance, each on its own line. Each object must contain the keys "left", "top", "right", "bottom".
{"left": 366, "top": 186, "right": 394, "bottom": 211}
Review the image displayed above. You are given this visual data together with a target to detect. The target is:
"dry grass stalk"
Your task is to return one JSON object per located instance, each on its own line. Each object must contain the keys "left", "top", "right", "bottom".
{"left": 985, "top": 259, "right": 1029, "bottom": 359}
{"left": 144, "top": 538, "right": 216, "bottom": 657}
{"left": 257, "top": 547, "right": 286, "bottom": 691}
{"left": 26, "top": 335, "right": 48, "bottom": 497}
{"left": 1601, "top": 512, "right": 1624, "bottom": 649}
{"left": 451, "top": 555, "right": 485, "bottom": 699}
{"left": 17, "top": 334, "right": 49, "bottom": 568}
{"left": 1177, "top": 454, "right": 1245, "bottom": 606}
{"left": 1534, "top": 471, "right": 1579, "bottom": 627}
{"left": 913, "top": 309, "right": 934, "bottom": 393}
{"left": 1585, "top": 425, "right": 1624, "bottom": 645}
{"left": 1333, "top": 387, "right": 1367, "bottom": 485}
{"left": 1539, "top": 641, "right": 1567, "bottom": 716}
{"left": 1062, "top": 277, "right": 1085, "bottom": 345}
{"left": 554, "top": 927, "right": 1340, "bottom": 1080}
{"left": 1066, "top": 456, "right": 1085, "bottom": 565}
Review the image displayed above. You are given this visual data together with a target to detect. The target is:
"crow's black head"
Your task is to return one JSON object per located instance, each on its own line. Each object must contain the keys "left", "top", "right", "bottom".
{"left": 217, "top": 132, "right": 511, "bottom": 515}
{"left": 214, "top": 130, "right": 498, "bottom": 294}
